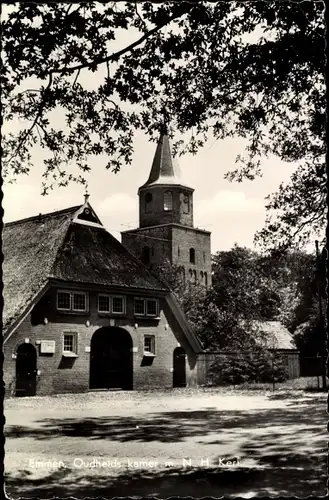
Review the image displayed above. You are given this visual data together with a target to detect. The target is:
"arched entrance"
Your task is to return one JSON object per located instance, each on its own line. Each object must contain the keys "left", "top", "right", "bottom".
{"left": 15, "top": 343, "right": 37, "bottom": 397}
{"left": 90, "top": 327, "right": 133, "bottom": 390}
{"left": 173, "top": 347, "right": 186, "bottom": 388}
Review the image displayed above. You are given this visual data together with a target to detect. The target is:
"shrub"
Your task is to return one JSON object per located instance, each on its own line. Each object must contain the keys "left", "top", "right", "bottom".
{"left": 208, "top": 350, "right": 289, "bottom": 386}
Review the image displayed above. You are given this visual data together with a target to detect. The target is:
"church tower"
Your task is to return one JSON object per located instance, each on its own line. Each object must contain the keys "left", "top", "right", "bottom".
{"left": 121, "top": 130, "right": 211, "bottom": 286}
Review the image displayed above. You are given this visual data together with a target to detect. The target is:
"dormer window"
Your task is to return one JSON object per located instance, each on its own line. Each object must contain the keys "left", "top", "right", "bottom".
{"left": 164, "top": 191, "right": 173, "bottom": 211}
{"left": 145, "top": 192, "right": 153, "bottom": 212}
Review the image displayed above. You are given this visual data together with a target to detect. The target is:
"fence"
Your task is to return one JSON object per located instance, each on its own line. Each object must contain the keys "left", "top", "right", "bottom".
{"left": 197, "top": 349, "right": 300, "bottom": 386}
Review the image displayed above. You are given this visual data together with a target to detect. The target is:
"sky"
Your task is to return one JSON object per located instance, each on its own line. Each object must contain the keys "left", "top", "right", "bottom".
{"left": 2, "top": 4, "right": 300, "bottom": 254}
{"left": 2, "top": 131, "right": 298, "bottom": 253}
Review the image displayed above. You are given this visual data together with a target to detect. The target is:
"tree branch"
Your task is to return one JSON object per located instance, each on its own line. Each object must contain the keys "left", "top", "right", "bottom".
{"left": 48, "top": 7, "right": 192, "bottom": 76}
{"left": 3, "top": 74, "right": 53, "bottom": 166}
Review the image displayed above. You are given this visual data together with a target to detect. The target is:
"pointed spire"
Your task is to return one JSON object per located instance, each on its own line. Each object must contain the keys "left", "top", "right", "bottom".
{"left": 141, "top": 132, "right": 181, "bottom": 188}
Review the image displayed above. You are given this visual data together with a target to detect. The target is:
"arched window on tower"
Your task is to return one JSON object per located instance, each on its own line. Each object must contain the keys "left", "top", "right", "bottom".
{"left": 204, "top": 272, "right": 208, "bottom": 286}
{"left": 189, "top": 269, "right": 193, "bottom": 281}
{"left": 183, "top": 193, "right": 190, "bottom": 213}
{"left": 141, "top": 246, "right": 150, "bottom": 265}
{"left": 181, "top": 267, "right": 186, "bottom": 281}
{"left": 164, "top": 191, "right": 173, "bottom": 211}
{"left": 145, "top": 192, "right": 153, "bottom": 212}
{"left": 193, "top": 270, "right": 197, "bottom": 283}
{"left": 200, "top": 271, "right": 204, "bottom": 283}
{"left": 189, "top": 248, "right": 195, "bottom": 264}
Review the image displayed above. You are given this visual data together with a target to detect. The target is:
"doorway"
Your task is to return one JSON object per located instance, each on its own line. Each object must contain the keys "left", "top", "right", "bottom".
{"left": 90, "top": 327, "right": 133, "bottom": 390}
{"left": 173, "top": 346, "right": 186, "bottom": 387}
{"left": 15, "top": 343, "right": 37, "bottom": 397}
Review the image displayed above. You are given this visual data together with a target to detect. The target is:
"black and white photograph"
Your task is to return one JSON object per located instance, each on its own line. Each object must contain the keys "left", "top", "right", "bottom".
{"left": 1, "top": 1, "right": 327, "bottom": 498}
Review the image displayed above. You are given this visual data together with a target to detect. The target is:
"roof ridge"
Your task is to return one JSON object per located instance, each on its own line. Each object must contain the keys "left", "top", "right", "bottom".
{"left": 4, "top": 205, "right": 82, "bottom": 227}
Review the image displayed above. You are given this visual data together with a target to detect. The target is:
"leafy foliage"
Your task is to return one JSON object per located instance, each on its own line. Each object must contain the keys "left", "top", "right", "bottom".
{"left": 208, "top": 350, "right": 289, "bottom": 386}
{"left": 2, "top": 2, "right": 325, "bottom": 245}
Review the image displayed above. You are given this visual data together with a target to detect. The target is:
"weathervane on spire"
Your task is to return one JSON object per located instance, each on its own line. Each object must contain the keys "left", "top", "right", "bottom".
{"left": 84, "top": 185, "right": 90, "bottom": 204}
{"left": 160, "top": 105, "right": 170, "bottom": 135}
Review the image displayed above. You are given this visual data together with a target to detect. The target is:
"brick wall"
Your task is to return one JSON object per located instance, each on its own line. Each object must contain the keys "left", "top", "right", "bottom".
{"left": 3, "top": 285, "right": 199, "bottom": 396}
{"left": 139, "top": 185, "right": 194, "bottom": 228}
{"left": 171, "top": 226, "right": 211, "bottom": 286}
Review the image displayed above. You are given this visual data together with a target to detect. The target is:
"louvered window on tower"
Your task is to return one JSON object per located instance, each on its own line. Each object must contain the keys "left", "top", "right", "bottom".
{"left": 164, "top": 191, "right": 173, "bottom": 211}
{"left": 145, "top": 192, "right": 153, "bottom": 212}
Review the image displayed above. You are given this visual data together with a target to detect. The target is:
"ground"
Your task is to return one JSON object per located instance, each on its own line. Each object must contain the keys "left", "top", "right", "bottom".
{"left": 4, "top": 386, "right": 327, "bottom": 498}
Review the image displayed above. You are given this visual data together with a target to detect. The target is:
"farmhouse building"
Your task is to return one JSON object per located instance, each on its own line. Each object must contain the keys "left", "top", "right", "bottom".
{"left": 121, "top": 130, "right": 212, "bottom": 286}
{"left": 2, "top": 199, "right": 203, "bottom": 397}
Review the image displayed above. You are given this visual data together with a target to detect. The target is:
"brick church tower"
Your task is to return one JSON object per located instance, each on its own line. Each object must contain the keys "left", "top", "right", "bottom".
{"left": 121, "top": 131, "right": 211, "bottom": 286}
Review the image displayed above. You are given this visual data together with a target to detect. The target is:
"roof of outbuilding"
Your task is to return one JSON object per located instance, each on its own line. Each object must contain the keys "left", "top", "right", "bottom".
{"left": 252, "top": 321, "right": 298, "bottom": 350}
{"left": 2, "top": 205, "right": 167, "bottom": 333}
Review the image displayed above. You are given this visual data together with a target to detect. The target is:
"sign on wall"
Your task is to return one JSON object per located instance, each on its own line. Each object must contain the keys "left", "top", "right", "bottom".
{"left": 40, "top": 340, "right": 56, "bottom": 354}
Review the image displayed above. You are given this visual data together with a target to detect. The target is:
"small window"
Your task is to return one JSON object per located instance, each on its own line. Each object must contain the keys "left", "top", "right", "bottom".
{"left": 164, "top": 191, "right": 173, "bottom": 211}
{"left": 144, "top": 335, "right": 155, "bottom": 354}
{"left": 146, "top": 299, "right": 158, "bottom": 317}
{"left": 134, "top": 298, "right": 145, "bottom": 316}
{"left": 145, "top": 192, "right": 153, "bottom": 212}
{"left": 72, "top": 292, "right": 87, "bottom": 311}
{"left": 57, "top": 290, "right": 88, "bottom": 312}
{"left": 57, "top": 291, "right": 71, "bottom": 310}
{"left": 183, "top": 193, "right": 190, "bottom": 213}
{"left": 203, "top": 251, "right": 206, "bottom": 262}
{"left": 200, "top": 271, "right": 204, "bottom": 281}
{"left": 204, "top": 272, "right": 208, "bottom": 286}
{"left": 63, "top": 333, "right": 78, "bottom": 354}
{"left": 112, "top": 296, "right": 125, "bottom": 314}
{"left": 178, "top": 247, "right": 180, "bottom": 257}
{"left": 193, "top": 270, "right": 197, "bottom": 283}
{"left": 189, "top": 248, "right": 195, "bottom": 264}
{"left": 98, "top": 294, "right": 111, "bottom": 313}
{"left": 189, "top": 269, "right": 193, "bottom": 281}
{"left": 181, "top": 267, "right": 186, "bottom": 281}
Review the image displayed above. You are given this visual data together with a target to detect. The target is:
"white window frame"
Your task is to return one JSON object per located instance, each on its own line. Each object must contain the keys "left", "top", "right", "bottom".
{"left": 146, "top": 298, "right": 158, "bottom": 317}
{"left": 63, "top": 332, "right": 78, "bottom": 354}
{"left": 72, "top": 291, "right": 87, "bottom": 312}
{"left": 57, "top": 291, "right": 72, "bottom": 311}
{"left": 111, "top": 295, "right": 126, "bottom": 315}
{"left": 134, "top": 298, "right": 146, "bottom": 316}
{"left": 98, "top": 293, "right": 111, "bottom": 313}
{"left": 57, "top": 290, "right": 88, "bottom": 312}
{"left": 144, "top": 335, "right": 155, "bottom": 354}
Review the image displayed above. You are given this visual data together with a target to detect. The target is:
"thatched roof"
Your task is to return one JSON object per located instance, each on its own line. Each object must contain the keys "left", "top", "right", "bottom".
{"left": 2, "top": 205, "right": 167, "bottom": 333}
{"left": 253, "top": 321, "right": 298, "bottom": 350}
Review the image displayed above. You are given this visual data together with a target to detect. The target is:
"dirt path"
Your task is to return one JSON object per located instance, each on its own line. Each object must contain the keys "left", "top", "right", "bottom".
{"left": 4, "top": 389, "right": 327, "bottom": 498}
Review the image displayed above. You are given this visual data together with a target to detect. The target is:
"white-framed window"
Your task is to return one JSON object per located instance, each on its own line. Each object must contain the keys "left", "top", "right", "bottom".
{"left": 72, "top": 292, "right": 87, "bottom": 311}
{"left": 63, "top": 332, "right": 78, "bottom": 354}
{"left": 57, "top": 291, "right": 71, "bottom": 310}
{"left": 98, "top": 294, "right": 111, "bottom": 313}
{"left": 134, "top": 298, "right": 145, "bottom": 316}
{"left": 98, "top": 294, "right": 126, "bottom": 314}
{"left": 112, "top": 296, "right": 125, "bottom": 314}
{"left": 57, "top": 290, "right": 88, "bottom": 312}
{"left": 134, "top": 298, "right": 159, "bottom": 317}
{"left": 146, "top": 298, "right": 158, "bottom": 317}
{"left": 164, "top": 191, "right": 173, "bottom": 211}
{"left": 144, "top": 335, "right": 155, "bottom": 354}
